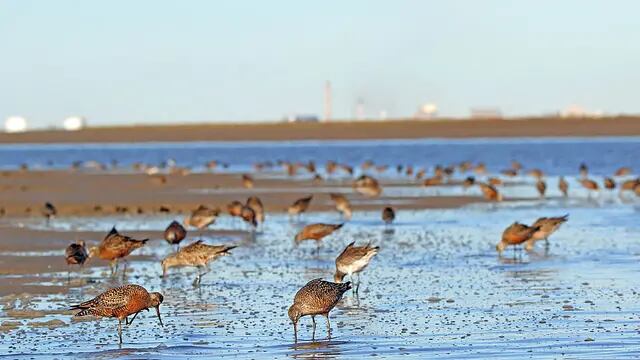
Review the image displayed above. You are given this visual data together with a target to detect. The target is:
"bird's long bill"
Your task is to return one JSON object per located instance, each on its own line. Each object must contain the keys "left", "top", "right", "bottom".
{"left": 156, "top": 306, "right": 164, "bottom": 327}
{"left": 293, "top": 321, "right": 298, "bottom": 342}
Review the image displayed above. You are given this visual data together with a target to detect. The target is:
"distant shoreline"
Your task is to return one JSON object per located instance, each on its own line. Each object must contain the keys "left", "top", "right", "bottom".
{"left": 1, "top": 116, "right": 639, "bottom": 144}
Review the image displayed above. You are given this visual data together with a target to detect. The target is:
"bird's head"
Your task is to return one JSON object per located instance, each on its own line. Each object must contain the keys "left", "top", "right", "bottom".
{"left": 288, "top": 304, "right": 301, "bottom": 325}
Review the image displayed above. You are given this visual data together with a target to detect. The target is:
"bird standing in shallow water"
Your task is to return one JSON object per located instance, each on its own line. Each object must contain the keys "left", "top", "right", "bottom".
{"left": 381, "top": 207, "right": 395, "bottom": 226}
{"left": 240, "top": 205, "right": 257, "bottom": 230}
{"left": 329, "top": 193, "right": 352, "bottom": 220}
{"left": 184, "top": 205, "right": 219, "bottom": 231}
{"left": 71, "top": 284, "right": 163, "bottom": 345}
{"left": 42, "top": 202, "right": 57, "bottom": 225}
{"left": 288, "top": 278, "right": 351, "bottom": 341}
{"left": 65, "top": 240, "right": 88, "bottom": 280}
{"left": 334, "top": 242, "right": 379, "bottom": 293}
{"left": 294, "top": 223, "right": 343, "bottom": 252}
{"left": 164, "top": 220, "right": 187, "bottom": 251}
{"left": 558, "top": 177, "right": 569, "bottom": 197}
{"left": 536, "top": 179, "right": 547, "bottom": 198}
{"left": 288, "top": 195, "right": 313, "bottom": 219}
{"left": 525, "top": 214, "right": 569, "bottom": 250}
{"left": 479, "top": 183, "right": 503, "bottom": 201}
{"left": 246, "top": 196, "right": 265, "bottom": 226}
{"left": 90, "top": 227, "right": 148, "bottom": 276}
{"left": 497, "top": 222, "right": 540, "bottom": 255}
{"left": 604, "top": 177, "right": 616, "bottom": 190}
{"left": 161, "top": 240, "right": 236, "bottom": 285}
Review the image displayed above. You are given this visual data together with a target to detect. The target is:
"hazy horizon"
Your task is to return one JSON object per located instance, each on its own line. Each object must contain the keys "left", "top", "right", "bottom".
{"left": 2, "top": 1, "right": 639, "bottom": 128}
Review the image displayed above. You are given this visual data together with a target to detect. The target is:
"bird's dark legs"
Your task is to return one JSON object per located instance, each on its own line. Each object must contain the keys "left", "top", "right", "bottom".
{"left": 118, "top": 318, "right": 123, "bottom": 345}
{"left": 311, "top": 315, "right": 316, "bottom": 340}
{"left": 355, "top": 273, "right": 361, "bottom": 294}
{"left": 126, "top": 311, "right": 140, "bottom": 326}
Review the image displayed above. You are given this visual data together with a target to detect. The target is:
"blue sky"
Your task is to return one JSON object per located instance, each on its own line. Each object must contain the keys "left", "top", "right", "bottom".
{"left": 1, "top": 1, "right": 639, "bottom": 127}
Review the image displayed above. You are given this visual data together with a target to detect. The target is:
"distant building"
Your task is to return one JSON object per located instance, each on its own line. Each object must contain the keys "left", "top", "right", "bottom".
{"left": 414, "top": 103, "right": 438, "bottom": 120}
{"left": 559, "top": 105, "right": 603, "bottom": 118}
{"left": 470, "top": 108, "right": 502, "bottom": 119}
{"left": 63, "top": 116, "right": 86, "bottom": 131}
{"left": 285, "top": 114, "right": 319, "bottom": 123}
{"left": 4, "top": 116, "right": 28, "bottom": 133}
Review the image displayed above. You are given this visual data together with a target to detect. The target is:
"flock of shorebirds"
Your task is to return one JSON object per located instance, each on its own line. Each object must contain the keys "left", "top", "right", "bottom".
{"left": 53, "top": 159, "right": 639, "bottom": 344}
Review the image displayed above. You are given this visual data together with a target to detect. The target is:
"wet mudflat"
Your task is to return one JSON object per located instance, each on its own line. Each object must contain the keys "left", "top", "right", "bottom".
{"left": 1, "top": 197, "right": 640, "bottom": 359}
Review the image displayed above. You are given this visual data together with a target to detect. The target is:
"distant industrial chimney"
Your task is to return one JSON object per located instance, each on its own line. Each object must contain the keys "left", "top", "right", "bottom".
{"left": 356, "top": 98, "right": 365, "bottom": 120}
{"left": 323, "top": 81, "right": 332, "bottom": 122}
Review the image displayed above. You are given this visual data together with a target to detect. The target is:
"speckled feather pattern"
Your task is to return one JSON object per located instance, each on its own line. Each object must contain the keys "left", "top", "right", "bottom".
{"left": 72, "top": 284, "right": 152, "bottom": 320}
{"left": 293, "top": 279, "right": 351, "bottom": 315}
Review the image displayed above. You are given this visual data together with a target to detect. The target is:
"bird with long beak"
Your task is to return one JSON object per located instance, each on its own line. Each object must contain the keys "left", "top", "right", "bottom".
{"left": 329, "top": 193, "right": 352, "bottom": 220}
{"left": 525, "top": 214, "right": 569, "bottom": 250}
{"left": 288, "top": 278, "right": 351, "bottom": 341}
{"left": 559, "top": 177, "right": 569, "bottom": 197}
{"left": 294, "top": 223, "right": 343, "bottom": 252}
{"left": 334, "top": 242, "right": 379, "bottom": 293}
{"left": 497, "top": 222, "right": 540, "bottom": 254}
{"left": 161, "top": 240, "right": 236, "bottom": 285}
{"left": 71, "top": 284, "right": 163, "bottom": 345}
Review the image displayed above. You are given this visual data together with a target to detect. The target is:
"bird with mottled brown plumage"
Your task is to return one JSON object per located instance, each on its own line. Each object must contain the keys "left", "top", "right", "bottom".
{"left": 423, "top": 176, "right": 443, "bottom": 186}
{"left": 536, "top": 179, "right": 547, "bottom": 198}
{"left": 615, "top": 167, "right": 632, "bottom": 176}
{"left": 580, "top": 178, "right": 599, "bottom": 197}
{"left": 164, "top": 220, "right": 187, "bottom": 250}
{"left": 329, "top": 193, "right": 352, "bottom": 220}
{"left": 288, "top": 195, "right": 313, "bottom": 218}
{"left": 161, "top": 240, "right": 236, "bottom": 284}
{"left": 497, "top": 222, "right": 540, "bottom": 254}
{"left": 294, "top": 223, "right": 343, "bottom": 251}
{"left": 604, "top": 177, "right": 616, "bottom": 190}
{"left": 241, "top": 174, "right": 254, "bottom": 189}
{"left": 89, "top": 227, "right": 148, "bottom": 274}
{"left": 65, "top": 240, "right": 88, "bottom": 280}
{"left": 621, "top": 178, "right": 640, "bottom": 191}
{"left": 463, "top": 176, "right": 475, "bottom": 189}
{"left": 382, "top": 207, "right": 395, "bottom": 225}
{"left": 353, "top": 175, "right": 382, "bottom": 197}
{"left": 71, "top": 284, "right": 163, "bottom": 344}
{"left": 334, "top": 241, "right": 379, "bottom": 293}
{"left": 288, "top": 278, "right": 351, "bottom": 341}
{"left": 479, "top": 182, "right": 503, "bottom": 201}
{"left": 42, "top": 202, "right": 57, "bottom": 225}
{"left": 227, "top": 200, "right": 244, "bottom": 218}
{"left": 559, "top": 177, "right": 569, "bottom": 197}
{"left": 184, "top": 205, "right": 219, "bottom": 230}
{"left": 240, "top": 205, "right": 257, "bottom": 229}
{"left": 528, "top": 169, "right": 544, "bottom": 180}
{"left": 246, "top": 196, "right": 265, "bottom": 225}
{"left": 525, "top": 214, "right": 568, "bottom": 250}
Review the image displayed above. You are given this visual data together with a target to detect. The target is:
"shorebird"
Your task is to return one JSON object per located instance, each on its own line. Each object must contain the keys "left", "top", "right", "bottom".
{"left": 559, "top": 177, "right": 569, "bottom": 197}
{"left": 242, "top": 174, "right": 254, "bottom": 189}
{"left": 164, "top": 220, "right": 187, "bottom": 250}
{"left": 415, "top": 168, "right": 426, "bottom": 180}
{"left": 240, "top": 205, "right": 257, "bottom": 229}
{"left": 474, "top": 163, "right": 487, "bottom": 175}
{"left": 525, "top": 214, "right": 569, "bottom": 250}
{"left": 65, "top": 240, "right": 88, "bottom": 279}
{"left": 579, "top": 163, "right": 588, "bottom": 178}
{"left": 615, "top": 167, "right": 632, "bottom": 176}
{"left": 294, "top": 223, "right": 343, "bottom": 251}
{"left": 528, "top": 169, "right": 544, "bottom": 180}
{"left": 381, "top": 207, "right": 395, "bottom": 225}
{"left": 227, "top": 200, "right": 244, "bottom": 218}
{"left": 312, "top": 173, "right": 324, "bottom": 185}
{"left": 462, "top": 176, "right": 475, "bottom": 189}
{"left": 497, "top": 222, "right": 540, "bottom": 254}
{"left": 488, "top": 177, "right": 503, "bottom": 186}
{"left": 161, "top": 240, "right": 236, "bottom": 284}
{"left": 536, "top": 179, "right": 547, "bottom": 198}
{"left": 325, "top": 161, "right": 337, "bottom": 175}
{"left": 71, "top": 284, "right": 163, "bottom": 345}
{"left": 423, "top": 176, "right": 443, "bottom": 186}
{"left": 184, "top": 205, "right": 219, "bottom": 230}
{"left": 42, "top": 202, "right": 57, "bottom": 225}
{"left": 604, "top": 177, "right": 616, "bottom": 190}
{"left": 246, "top": 196, "right": 265, "bottom": 225}
{"left": 329, "top": 193, "right": 352, "bottom": 220}
{"left": 334, "top": 242, "right": 379, "bottom": 293}
{"left": 90, "top": 227, "right": 148, "bottom": 275}
{"left": 511, "top": 161, "right": 523, "bottom": 171}
{"left": 288, "top": 278, "right": 351, "bottom": 341}
{"left": 501, "top": 169, "right": 518, "bottom": 177}
{"left": 353, "top": 175, "right": 382, "bottom": 197}
{"left": 479, "top": 183, "right": 503, "bottom": 201}
{"left": 621, "top": 178, "right": 640, "bottom": 191}
{"left": 288, "top": 195, "right": 313, "bottom": 219}
{"left": 580, "top": 178, "right": 599, "bottom": 197}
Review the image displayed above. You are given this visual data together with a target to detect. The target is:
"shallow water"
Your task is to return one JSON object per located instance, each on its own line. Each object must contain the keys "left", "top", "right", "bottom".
{"left": 2, "top": 199, "right": 640, "bottom": 359}
{"left": 2, "top": 137, "right": 640, "bottom": 359}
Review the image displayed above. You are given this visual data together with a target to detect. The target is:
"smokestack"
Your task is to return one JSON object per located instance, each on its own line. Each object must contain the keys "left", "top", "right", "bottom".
{"left": 323, "top": 81, "right": 332, "bottom": 122}
{"left": 356, "top": 98, "right": 365, "bottom": 120}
